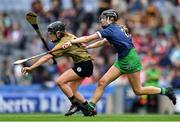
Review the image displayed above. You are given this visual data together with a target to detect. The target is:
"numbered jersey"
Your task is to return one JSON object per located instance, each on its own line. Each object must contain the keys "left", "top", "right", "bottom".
{"left": 97, "top": 24, "right": 134, "bottom": 58}
{"left": 51, "top": 33, "right": 93, "bottom": 63}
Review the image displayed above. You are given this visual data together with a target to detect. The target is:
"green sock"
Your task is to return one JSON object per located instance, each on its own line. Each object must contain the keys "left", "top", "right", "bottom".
{"left": 160, "top": 88, "right": 168, "bottom": 95}
{"left": 85, "top": 102, "right": 95, "bottom": 111}
{"left": 89, "top": 102, "right": 96, "bottom": 108}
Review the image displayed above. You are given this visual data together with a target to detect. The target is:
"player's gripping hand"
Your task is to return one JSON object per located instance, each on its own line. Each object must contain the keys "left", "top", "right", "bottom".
{"left": 21, "top": 67, "right": 32, "bottom": 76}
{"left": 62, "top": 41, "right": 72, "bottom": 49}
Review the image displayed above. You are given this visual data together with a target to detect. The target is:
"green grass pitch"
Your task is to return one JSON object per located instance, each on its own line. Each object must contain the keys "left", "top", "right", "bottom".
{"left": 0, "top": 114, "right": 180, "bottom": 122}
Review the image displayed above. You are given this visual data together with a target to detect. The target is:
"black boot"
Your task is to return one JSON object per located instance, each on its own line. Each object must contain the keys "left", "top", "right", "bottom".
{"left": 166, "top": 87, "right": 176, "bottom": 105}
{"left": 82, "top": 102, "right": 97, "bottom": 116}
{"left": 64, "top": 105, "right": 80, "bottom": 116}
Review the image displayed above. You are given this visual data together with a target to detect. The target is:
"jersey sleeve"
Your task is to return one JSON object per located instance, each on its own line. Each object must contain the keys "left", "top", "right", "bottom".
{"left": 96, "top": 27, "right": 112, "bottom": 39}
{"left": 50, "top": 44, "right": 66, "bottom": 58}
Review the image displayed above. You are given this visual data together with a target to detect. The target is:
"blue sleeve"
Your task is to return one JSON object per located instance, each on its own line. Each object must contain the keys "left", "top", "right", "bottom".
{"left": 98, "top": 27, "right": 112, "bottom": 38}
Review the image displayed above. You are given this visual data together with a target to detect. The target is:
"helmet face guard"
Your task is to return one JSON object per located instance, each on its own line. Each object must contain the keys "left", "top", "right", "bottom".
{"left": 48, "top": 28, "right": 56, "bottom": 35}
{"left": 99, "top": 14, "right": 107, "bottom": 21}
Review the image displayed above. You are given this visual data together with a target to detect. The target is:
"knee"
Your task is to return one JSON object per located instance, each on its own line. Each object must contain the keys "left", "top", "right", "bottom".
{"left": 98, "top": 78, "right": 107, "bottom": 89}
{"left": 71, "top": 87, "right": 77, "bottom": 94}
{"left": 55, "top": 79, "right": 65, "bottom": 87}
{"left": 133, "top": 88, "right": 143, "bottom": 95}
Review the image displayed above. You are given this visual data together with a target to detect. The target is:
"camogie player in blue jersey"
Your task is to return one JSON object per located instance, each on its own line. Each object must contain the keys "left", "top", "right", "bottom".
{"left": 62, "top": 9, "right": 176, "bottom": 115}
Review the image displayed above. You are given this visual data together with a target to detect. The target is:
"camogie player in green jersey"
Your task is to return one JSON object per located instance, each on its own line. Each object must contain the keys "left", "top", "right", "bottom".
{"left": 21, "top": 21, "right": 95, "bottom": 116}
{"left": 62, "top": 9, "right": 177, "bottom": 115}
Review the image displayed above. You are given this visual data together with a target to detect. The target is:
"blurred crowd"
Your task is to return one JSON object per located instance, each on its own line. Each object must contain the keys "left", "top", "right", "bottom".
{"left": 0, "top": 0, "right": 179, "bottom": 90}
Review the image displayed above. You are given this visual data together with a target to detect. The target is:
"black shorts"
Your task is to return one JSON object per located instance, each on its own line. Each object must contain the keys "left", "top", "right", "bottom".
{"left": 72, "top": 60, "right": 93, "bottom": 78}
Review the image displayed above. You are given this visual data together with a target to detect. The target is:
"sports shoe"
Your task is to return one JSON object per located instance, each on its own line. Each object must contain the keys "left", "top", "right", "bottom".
{"left": 83, "top": 102, "right": 97, "bottom": 116}
{"left": 64, "top": 105, "right": 80, "bottom": 116}
{"left": 166, "top": 87, "right": 176, "bottom": 105}
{"left": 87, "top": 109, "right": 97, "bottom": 116}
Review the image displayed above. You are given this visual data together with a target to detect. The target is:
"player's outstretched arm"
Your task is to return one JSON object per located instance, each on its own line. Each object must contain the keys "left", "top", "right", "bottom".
{"left": 22, "top": 54, "right": 53, "bottom": 74}
{"left": 86, "top": 38, "right": 110, "bottom": 49}
{"left": 62, "top": 33, "right": 99, "bottom": 49}
{"left": 71, "top": 33, "right": 99, "bottom": 44}
{"left": 30, "top": 54, "right": 53, "bottom": 69}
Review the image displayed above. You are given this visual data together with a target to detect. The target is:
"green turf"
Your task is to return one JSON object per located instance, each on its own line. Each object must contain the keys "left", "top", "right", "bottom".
{"left": 0, "top": 114, "right": 179, "bottom": 121}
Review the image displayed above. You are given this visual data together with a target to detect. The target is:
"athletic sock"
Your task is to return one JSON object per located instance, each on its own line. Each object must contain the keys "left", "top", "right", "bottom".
{"left": 89, "top": 101, "right": 96, "bottom": 108}
{"left": 160, "top": 88, "right": 168, "bottom": 95}
{"left": 69, "top": 96, "right": 86, "bottom": 111}
{"left": 83, "top": 101, "right": 88, "bottom": 106}
{"left": 84, "top": 101, "right": 95, "bottom": 111}
{"left": 69, "top": 96, "right": 78, "bottom": 105}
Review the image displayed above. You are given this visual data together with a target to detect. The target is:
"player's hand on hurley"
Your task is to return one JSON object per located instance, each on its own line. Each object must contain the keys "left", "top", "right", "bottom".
{"left": 62, "top": 41, "right": 72, "bottom": 49}
{"left": 21, "top": 67, "right": 32, "bottom": 76}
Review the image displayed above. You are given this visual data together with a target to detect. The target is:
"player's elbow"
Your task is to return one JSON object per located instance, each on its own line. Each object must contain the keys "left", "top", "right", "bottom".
{"left": 133, "top": 88, "right": 143, "bottom": 95}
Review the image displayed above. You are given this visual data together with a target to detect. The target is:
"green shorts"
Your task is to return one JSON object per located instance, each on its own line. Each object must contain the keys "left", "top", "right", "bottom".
{"left": 114, "top": 48, "right": 142, "bottom": 74}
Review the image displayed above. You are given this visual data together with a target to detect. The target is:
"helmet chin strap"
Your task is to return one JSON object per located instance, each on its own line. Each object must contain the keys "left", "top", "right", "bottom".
{"left": 52, "top": 33, "right": 64, "bottom": 43}
{"left": 106, "top": 17, "right": 111, "bottom": 24}
{"left": 51, "top": 39, "right": 59, "bottom": 43}
{"left": 50, "top": 36, "right": 60, "bottom": 43}
{"left": 51, "top": 37, "right": 59, "bottom": 43}
{"left": 49, "top": 31, "right": 65, "bottom": 43}
{"left": 102, "top": 25, "right": 108, "bottom": 29}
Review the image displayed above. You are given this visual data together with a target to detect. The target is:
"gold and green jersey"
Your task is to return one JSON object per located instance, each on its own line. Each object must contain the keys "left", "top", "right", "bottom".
{"left": 51, "top": 32, "right": 93, "bottom": 63}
